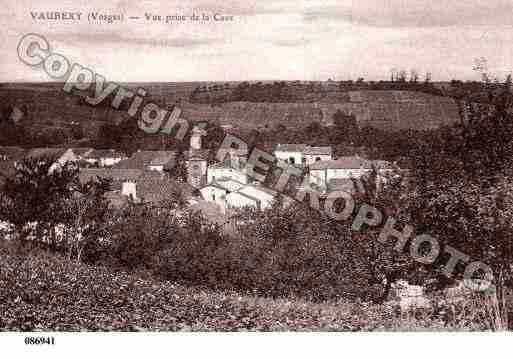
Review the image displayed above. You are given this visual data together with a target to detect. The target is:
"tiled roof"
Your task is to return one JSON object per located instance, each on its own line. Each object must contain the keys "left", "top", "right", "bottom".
{"left": 215, "top": 178, "right": 246, "bottom": 192}
{"left": 137, "top": 173, "right": 194, "bottom": 204}
{"left": 149, "top": 152, "right": 176, "bottom": 166}
{"left": 78, "top": 168, "right": 143, "bottom": 183}
{"left": 85, "top": 149, "right": 126, "bottom": 159}
{"left": 114, "top": 151, "right": 176, "bottom": 170}
{"left": 238, "top": 183, "right": 277, "bottom": 198}
{"left": 70, "top": 148, "right": 94, "bottom": 157}
{"left": 309, "top": 156, "right": 372, "bottom": 170}
{"left": 227, "top": 191, "right": 261, "bottom": 206}
{"left": 275, "top": 144, "right": 307, "bottom": 152}
{"left": 304, "top": 146, "right": 332, "bottom": 155}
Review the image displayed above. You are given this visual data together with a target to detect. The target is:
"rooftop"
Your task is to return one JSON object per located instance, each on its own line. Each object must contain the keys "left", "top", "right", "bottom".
{"left": 78, "top": 169, "right": 143, "bottom": 183}
{"left": 137, "top": 173, "right": 195, "bottom": 204}
{"left": 213, "top": 177, "right": 246, "bottom": 192}
{"left": 70, "top": 148, "right": 94, "bottom": 157}
{"left": 114, "top": 151, "right": 176, "bottom": 170}
{"left": 275, "top": 144, "right": 308, "bottom": 152}
{"left": 304, "top": 146, "right": 332, "bottom": 155}
{"left": 85, "top": 149, "right": 126, "bottom": 159}
{"left": 309, "top": 156, "right": 372, "bottom": 170}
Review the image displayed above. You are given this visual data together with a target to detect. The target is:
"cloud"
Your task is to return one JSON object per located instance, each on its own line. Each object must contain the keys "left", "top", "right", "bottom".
{"left": 49, "top": 32, "right": 220, "bottom": 48}
{"left": 192, "top": 0, "right": 290, "bottom": 16}
{"left": 302, "top": 0, "right": 513, "bottom": 28}
{"left": 271, "top": 38, "right": 311, "bottom": 47}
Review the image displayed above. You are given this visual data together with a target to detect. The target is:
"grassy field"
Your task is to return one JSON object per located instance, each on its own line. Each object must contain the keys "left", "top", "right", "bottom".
{"left": 0, "top": 244, "right": 489, "bottom": 331}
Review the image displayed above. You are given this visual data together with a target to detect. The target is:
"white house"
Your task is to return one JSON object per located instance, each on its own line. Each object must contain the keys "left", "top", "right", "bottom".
{"left": 274, "top": 144, "right": 333, "bottom": 167}
{"left": 274, "top": 144, "right": 307, "bottom": 166}
{"left": 207, "top": 162, "right": 248, "bottom": 184}
{"left": 226, "top": 184, "right": 277, "bottom": 210}
{"left": 84, "top": 149, "right": 127, "bottom": 167}
{"left": 309, "top": 156, "right": 373, "bottom": 189}
{"left": 199, "top": 178, "right": 246, "bottom": 210}
{"left": 225, "top": 191, "right": 262, "bottom": 210}
{"left": 304, "top": 146, "right": 333, "bottom": 166}
{"left": 200, "top": 184, "right": 228, "bottom": 208}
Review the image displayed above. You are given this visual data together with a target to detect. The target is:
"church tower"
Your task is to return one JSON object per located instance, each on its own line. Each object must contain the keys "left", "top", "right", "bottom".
{"left": 190, "top": 126, "right": 206, "bottom": 150}
{"left": 186, "top": 126, "right": 209, "bottom": 188}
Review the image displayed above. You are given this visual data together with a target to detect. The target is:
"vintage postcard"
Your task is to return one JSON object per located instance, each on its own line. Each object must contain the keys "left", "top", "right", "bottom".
{"left": 0, "top": 0, "right": 512, "bottom": 357}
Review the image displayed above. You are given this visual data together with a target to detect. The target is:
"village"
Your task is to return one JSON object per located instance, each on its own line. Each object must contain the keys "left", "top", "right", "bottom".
{"left": 0, "top": 121, "right": 398, "bottom": 218}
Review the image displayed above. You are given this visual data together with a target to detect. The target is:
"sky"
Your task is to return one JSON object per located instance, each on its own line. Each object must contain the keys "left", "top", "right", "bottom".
{"left": 1, "top": 0, "right": 513, "bottom": 82}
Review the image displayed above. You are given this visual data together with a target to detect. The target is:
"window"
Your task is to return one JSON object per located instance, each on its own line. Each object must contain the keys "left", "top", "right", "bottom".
{"left": 289, "top": 157, "right": 295, "bottom": 164}
{"left": 212, "top": 193, "right": 216, "bottom": 201}
{"left": 315, "top": 157, "right": 321, "bottom": 162}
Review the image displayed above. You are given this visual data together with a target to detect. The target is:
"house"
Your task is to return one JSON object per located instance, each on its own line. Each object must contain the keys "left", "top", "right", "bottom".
{"left": 79, "top": 168, "right": 144, "bottom": 199}
{"left": 79, "top": 168, "right": 194, "bottom": 206}
{"left": 147, "top": 152, "right": 177, "bottom": 172}
{"left": 304, "top": 146, "right": 333, "bottom": 166}
{"left": 274, "top": 144, "right": 307, "bottom": 166}
{"left": 114, "top": 151, "right": 175, "bottom": 172}
{"left": 309, "top": 156, "right": 373, "bottom": 189}
{"left": 84, "top": 149, "right": 127, "bottom": 167}
{"left": 25, "top": 148, "right": 78, "bottom": 172}
{"left": 200, "top": 183, "right": 229, "bottom": 208}
{"left": 69, "top": 147, "right": 94, "bottom": 160}
{"left": 199, "top": 178, "right": 246, "bottom": 210}
{"left": 274, "top": 144, "right": 333, "bottom": 167}
{"left": 226, "top": 183, "right": 277, "bottom": 210}
{"left": 207, "top": 162, "right": 248, "bottom": 184}
{"left": 136, "top": 172, "right": 195, "bottom": 206}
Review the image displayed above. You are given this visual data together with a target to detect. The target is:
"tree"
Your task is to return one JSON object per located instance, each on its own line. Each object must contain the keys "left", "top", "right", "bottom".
{"left": 410, "top": 69, "right": 419, "bottom": 83}
{"left": 405, "top": 74, "right": 513, "bottom": 329}
{"left": 71, "top": 124, "right": 85, "bottom": 140}
{"left": 332, "top": 110, "right": 359, "bottom": 140}
{"left": 61, "top": 176, "right": 111, "bottom": 262}
{"left": 0, "top": 156, "right": 110, "bottom": 256}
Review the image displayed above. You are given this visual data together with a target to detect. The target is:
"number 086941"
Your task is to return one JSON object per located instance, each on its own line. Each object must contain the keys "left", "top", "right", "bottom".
{"left": 24, "top": 337, "right": 55, "bottom": 345}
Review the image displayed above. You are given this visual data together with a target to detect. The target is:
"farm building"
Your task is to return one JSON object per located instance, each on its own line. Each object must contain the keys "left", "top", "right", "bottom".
{"left": 308, "top": 156, "right": 373, "bottom": 189}
{"left": 84, "top": 149, "right": 127, "bottom": 167}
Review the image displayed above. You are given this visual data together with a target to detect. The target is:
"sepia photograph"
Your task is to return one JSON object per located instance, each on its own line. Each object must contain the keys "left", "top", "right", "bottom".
{"left": 1, "top": 0, "right": 513, "bottom": 356}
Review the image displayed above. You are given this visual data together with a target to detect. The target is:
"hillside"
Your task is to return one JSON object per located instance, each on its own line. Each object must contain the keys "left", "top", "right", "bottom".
{"left": 181, "top": 91, "right": 460, "bottom": 131}
{"left": 0, "top": 245, "right": 467, "bottom": 331}
{"left": 0, "top": 83, "right": 460, "bottom": 135}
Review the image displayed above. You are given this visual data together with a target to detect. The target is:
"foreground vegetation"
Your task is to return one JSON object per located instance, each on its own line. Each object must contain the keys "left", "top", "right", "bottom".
{"left": 0, "top": 244, "right": 493, "bottom": 331}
